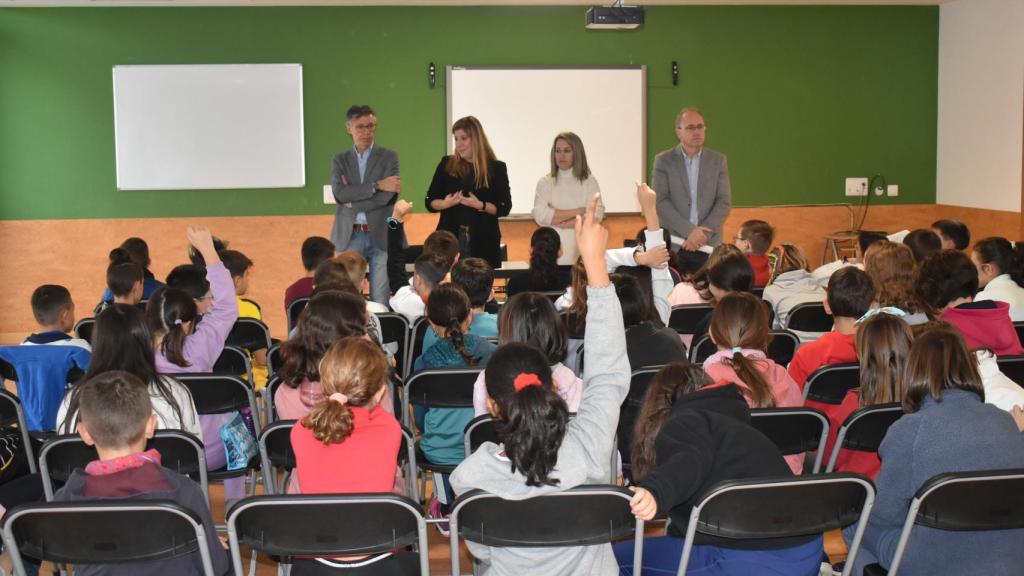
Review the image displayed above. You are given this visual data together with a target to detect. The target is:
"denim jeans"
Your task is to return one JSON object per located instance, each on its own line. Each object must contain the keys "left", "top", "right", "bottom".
{"left": 346, "top": 229, "right": 390, "bottom": 305}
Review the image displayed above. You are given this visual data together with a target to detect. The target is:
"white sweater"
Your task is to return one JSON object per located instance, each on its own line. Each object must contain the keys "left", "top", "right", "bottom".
{"left": 975, "top": 274, "right": 1024, "bottom": 322}
{"left": 533, "top": 170, "right": 604, "bottom": 265}
{"left": 57, "top": 376, "right": 203, "bottom": 440}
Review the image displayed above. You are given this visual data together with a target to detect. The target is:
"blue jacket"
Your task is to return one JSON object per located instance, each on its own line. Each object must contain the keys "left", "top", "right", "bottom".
{"left": 0, "top": 345, "right": 91, "bottom": 431}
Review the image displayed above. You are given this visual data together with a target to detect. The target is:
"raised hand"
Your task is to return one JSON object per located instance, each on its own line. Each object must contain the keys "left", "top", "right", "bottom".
{"left": 636, "top": 244, "right": 670, "bottom": 269}
{"left": 392, "top": 199, "right": 413, "bottom": 222}
{"left": 186, "top": 226, "right": 220, "bottom": 265}
{"left": 574, "top": 193, "right": 609, "bottom": 288}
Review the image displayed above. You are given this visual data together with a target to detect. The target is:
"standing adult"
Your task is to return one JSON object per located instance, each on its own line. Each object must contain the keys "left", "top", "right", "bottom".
{"left": 532, "top": 132, "right": 605, "bottom": 265}
{"left": 652, "top": 107, "right": 731, "bottom": 252}
{"left": 426, "top": 116, "right": 512, "bottom": 269}
{"left": 330, "top": 104, "right": 401, "bottom": 305}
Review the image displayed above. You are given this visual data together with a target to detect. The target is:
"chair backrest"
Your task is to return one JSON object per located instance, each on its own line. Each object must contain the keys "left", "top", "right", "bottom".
{"left": 1015, "top": 321, "right": 1024, "bottom": 349}
{"left": 258, "top": 420, "right": 296, "bottom": 495}
{"left": 750, "top": 407, "right": 829, "bottom": 473}
{"left": 689, "top": 329, "right": 800, "bottom": 367}
{"left": 826, "top": 403, "right": 903, "bottom": 473}
{"left": 689, "top": 335, "right": 717, "bottom": 364}
{"left": 996, "top": 354, "right": 1024, "bottom": 388}
{"left": 227, "top": 493, "right": 429, "bottom": 576}
{"left": 263, "top": 375, "right": 284, "bottom": 422}
{"left": 212, "top": 345, "right": 254, "bottom": 383}
{"left": 226, "top": 318, "right": 272, "bottom": 353}
{"left": 38, "top": 430, "right": 208, "bottom": 504}
{"left": 266, "top": 343, "right": 282, "bottom": 380}
{"left": 668, "top": 304, "right": 713, "bottom": 335}
{"left": 450, "top": 485, "right": 643, "bottom": 576}
{"left": 464, "top": 414, "right": 499, "bottom": 456}
{"left": 678, "top": 474, "right": 876, "bottom": 576}
{"left": 73, "top": 318, "right": 96, "bottom": 344}
{"left": 286, "top": 297, "right": 310, "bottom": 334}
{"left": 885, "top": 469, "right": 1024, "bottom": 576}
{"left": 802, "top": 362, "right": 860, "bottom": 404}
{"left": 175, "top": 374, "right": 261, "bottom": 435}
{"left": 0, "top": 389, "right": 37, "bottom": 475}
{"left": 405, "top": 316, "right": 431, "bottom": 378}
{"left": 2, "top": 500, "right": 216, "bottom": 575}
{"left": 786, "top": 302, "right": 834, "bottom": 333}
{"left": 617, "top": 366, "right": 663, "bottom": 481}
{"left": 377, "top": 312, "right": 411, "bottom": 380}
{"left": 403, "top": 368, "right": 480, "bottom": 427}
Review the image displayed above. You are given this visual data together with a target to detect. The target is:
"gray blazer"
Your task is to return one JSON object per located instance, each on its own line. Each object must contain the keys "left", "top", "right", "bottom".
{"left": 330, "top": 145, "right": 400, "bottom": 251}
{"left": 651, "top": 145, "right": 731, "bottom": 247}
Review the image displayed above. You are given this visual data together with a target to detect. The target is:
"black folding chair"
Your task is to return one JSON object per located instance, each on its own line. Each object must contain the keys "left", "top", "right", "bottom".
{"left": 263, "top": 375, "right": 284, "bottom": 422}
{"left": 864, "top": 469, "right": 1024, "bottom": 576}
{"left": 668, "top": 304, "right": 713, "bottom": 335}
{"left": 73, "top": 317, "right": 96, "bottom": 345}
{"left": 227, "top": 318, "right": 272, "bottom": 353}
{"left": 676, "top": 474, "right": 876, "bottom": 576}
{"left": 404, "top": 368, "right": 480, "bottom": 486}
{"left": 2, "top": 500, "right": 217, "bottom": 576}
{"left": 404, "top": 316, "right": 431, "bottom": 379}
{"left": 266, "top": 343, "right": 282, "bottom": 380}
{"left": 464, "top": 413, "right": 501, "bottom": 457}
{"left": 1015, "top": 321, "right": 1024, "bottom": 348}
{"left": 786, "top": 302, "right": 834, "bottom": 333}
{"left": 38, "top": 430, "right": 209, "bottom": 505}
{"left": 0, "top": 389, "right": 36, "bottom": 474}
{"left": 617, "top": 367, "right": 663, "bottom": 482}
{"left": 286, "top": 297, "right": 310, "bottom": 334}
{"left": 227, "top": 494, "right": 429, "bottom": 576}
{"left": 450, "top": 485, "right": 644, "bottom": 576}
{"left": 688, "top": 329, "right": 800, "bottom": 366}
{"left": 378, "top": 312, "right": 411, "bottom": 381}
{"left": 749, "top": 407, "right": 829, "bottom": 473}
{"left": 176, "top": 374, "right": 261, "bottom": 484}
{"left": 212, "top": 344, "right": 254, "bottom": 384}
{"left": 996, "top": 354, "right": 1024, "bottom": 388}
{"left": 825, "top": 403, "right": 902, "bottom": 473}
{"left": 803, "top": 362, "right": 860, "bottom": 404}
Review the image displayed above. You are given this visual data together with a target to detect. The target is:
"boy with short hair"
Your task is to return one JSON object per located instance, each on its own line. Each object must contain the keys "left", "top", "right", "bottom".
{"left": 389, "top": 253, "right": 450, "bottom": 322}
{"left": 218, "top": 249, "right": 268, "bottom": 388}
{"left": 334, "top": 251, "right": 389, "bottom": 314}
{"left": 285, "top": 236, "right": 334, "bottom": 308}
{"left": 23, "top": 284, "right": 91, "bottom": 351}
{"left": 423, "top": 257, "right": 498, "bottom": 350}
{"left": 931, "top": 219, "right": 971, "bottom": 251}
{"left": 53, "top": 371, "right": 230, "bottom": 576}
{"left": 734, "top": 220, "right": 774, "bottom": 287}
{"left": 788, "top": 267, "right": 875, "bottom": 389}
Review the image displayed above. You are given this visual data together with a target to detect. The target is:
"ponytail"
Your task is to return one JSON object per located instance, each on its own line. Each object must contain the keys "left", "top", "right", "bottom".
{"left": 146, "top": 288, "right": 197, "bottom": 368}
{"left": 302, "top": 337, "right": 388, "bottom": 446}
{"left": 723, "top": 352, "right": 775, "bottom": 408}
{"left": 528, "top": 227, "right": 561, "bottom": 288}
{"left": 709, "top": 292, "right": 775, "bottom": 407}
{"left": 304, "top": 399, "right": 355, "bottom": 445}
{"left": 447, "top": 317, "right": 477, "bottom": 366}
{"left": 974, "top": 237, "right": 1024, "bottom": 288}
{"left": 427, "top": 284, "right": 478, "bottom": 366}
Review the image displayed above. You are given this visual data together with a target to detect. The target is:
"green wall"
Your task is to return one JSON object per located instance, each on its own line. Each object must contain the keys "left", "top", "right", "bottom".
{"left": 0, "top": 5, "right": 938, "bottom": 220}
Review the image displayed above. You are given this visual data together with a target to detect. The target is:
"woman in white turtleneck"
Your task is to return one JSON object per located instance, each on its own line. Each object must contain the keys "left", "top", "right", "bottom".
{"left": 532, "top": 132, "right": 605, "bottom": 265}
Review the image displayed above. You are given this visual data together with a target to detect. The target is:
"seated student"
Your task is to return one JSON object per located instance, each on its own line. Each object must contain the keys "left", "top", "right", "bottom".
{"left": 333, "top": 250, "right": 390, "bottom": 314}
{"left": 862, "top": 240, "right": 930, "bottom": 325}
{"left": 616, "top": 365, "right": 822, "bottom": 576}
{"left": 902, "top": 228, "right": 942, "bottom": 263}
{"left": 95, "top": 248, "right": 144, "bottom": 314}
{"left": 473, "top": 292, "right": 582, "bottom": 415}
{"left": 389, "top": 253, "right": 449, "bottom": 323}
{"left": 668, "top": 243, "right": 741, "bottom": 306}
{"left": 219, "top": 248, "right": 268, "bottom": 389}
{"left": 98, "top": 237, "right": 164, "bottom": 303}
{"left": 665, "top": 248, "right": 711, "bottom": 306}
{"left": 412, "top": 284, "right": 496, "bottom": 532}
{"left": 702, "top": 292, "right": 804, "bottom": 474}
{"left": 788, "top": 267, "right": 875, "bottom": 390}
{"left": 505, "top": 226, "right": 572, "bottom": 297}
{"left": 762, "top": 243, "right": 825, "bottom": 339}
{"left": 972, "top": 236, "right": 1024, "bottom": 321}
{"left": 689, "top": 252, "right": 755, "bottom": 344}
{"left": 165, "top": 264, "right": 217, "bottom": 317}
{"left": 612, "top": 273, "right": 687, "bottom": 370}
{"left": 304, "top": 263, "right": 389, "bottom": 355}
{"left": 821, "top": 312, "right": 912, "bottom": 480}
{"left": 916, "top": 250, "right": 1024, "bottom": 356}
{"left": 812, "top": 230, "right": 886, "bottom": 285}
{"left": 932, "top": 218, "right": 971, "bottom": 251}
{"left": 22, "top": 284, "right": 91, "bottom": 351}
{"left": 385, "top": 200, "right": 414, "bottom": 295}
{"left": 147, "top": 227, "right": 240, "bottom": 500}
{"left": 53, "top": 371, "right": 230, "bottom": 576}
{"left": 451, "top": 195, "right": 631, "bottom": 575}
{"left": 733, "top": 219, "right": 774, "bottom": 287}
{"left": 57, "top": 304, "right": 201, "bottom": 440}
{"left": 845, "top": 328, "right": 1024, "bottom": 576}
{"left": 285, "top": 236, "right": 335, "bottom": 309}
{"left": 424, "top": 257, "right": 498, "bottom": 350}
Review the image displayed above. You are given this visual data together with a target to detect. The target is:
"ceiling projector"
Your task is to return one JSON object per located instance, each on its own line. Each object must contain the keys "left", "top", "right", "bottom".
{"left": 585, "top": 5, "right": 645, "bottom": 30}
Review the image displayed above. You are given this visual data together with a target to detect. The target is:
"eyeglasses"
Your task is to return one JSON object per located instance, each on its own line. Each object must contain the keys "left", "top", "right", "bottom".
{"left": 352, "top": 122, "right": 377, "bottom": 132}
{"left": 680, "top": 123, "right": 706, "bottom": 132}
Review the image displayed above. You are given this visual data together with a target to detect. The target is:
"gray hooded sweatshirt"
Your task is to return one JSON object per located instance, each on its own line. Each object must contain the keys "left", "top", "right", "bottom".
{"left": 449, "top": 284, "right": 630, "bottom": 576}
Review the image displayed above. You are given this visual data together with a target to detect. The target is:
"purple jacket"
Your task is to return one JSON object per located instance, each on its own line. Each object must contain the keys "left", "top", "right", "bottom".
{"left": 156, "top": 263, "right": 239, "bottom": 374}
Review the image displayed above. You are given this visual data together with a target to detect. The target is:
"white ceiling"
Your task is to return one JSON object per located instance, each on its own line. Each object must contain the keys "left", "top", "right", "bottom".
{"left": 0, "top": 0, "right": 951, "bottom": 7}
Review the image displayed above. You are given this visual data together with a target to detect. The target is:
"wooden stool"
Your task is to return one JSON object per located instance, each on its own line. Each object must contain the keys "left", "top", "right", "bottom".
{"left": 822, "top": 232, "right": 860, "bottom": 266}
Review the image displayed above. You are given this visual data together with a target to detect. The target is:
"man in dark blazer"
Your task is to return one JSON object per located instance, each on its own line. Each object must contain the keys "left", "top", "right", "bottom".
{"left": 330, "top": 104, "right": 401, "bottom": 304}
{"left": 652, "top": 107, "right": 732, "bottom": 252}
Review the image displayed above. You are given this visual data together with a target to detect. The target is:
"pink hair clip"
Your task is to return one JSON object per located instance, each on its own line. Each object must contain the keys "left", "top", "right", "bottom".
{"left": 329, "top": 392, "right": 349, "bottom": 406}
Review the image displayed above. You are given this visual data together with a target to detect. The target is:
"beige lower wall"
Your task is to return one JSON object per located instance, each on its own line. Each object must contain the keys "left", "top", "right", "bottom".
{"left": 1, "top": 203, "right": 1019, "bottom": 343}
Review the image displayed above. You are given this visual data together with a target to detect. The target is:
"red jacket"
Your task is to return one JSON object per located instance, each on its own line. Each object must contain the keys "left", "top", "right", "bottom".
{"left": 941, "top": 301, "right": 1024, "bottom": 356}
{"left": 748, "top": 253, "right": 770, "bottom": 287}
{"left": 788, "top": 330, "right": 858, "bottom": 390}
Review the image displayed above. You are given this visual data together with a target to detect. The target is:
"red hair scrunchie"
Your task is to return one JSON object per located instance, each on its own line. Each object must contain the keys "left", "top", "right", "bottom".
{"left": 513, "top": 372, "right": 542, "bottom": 393}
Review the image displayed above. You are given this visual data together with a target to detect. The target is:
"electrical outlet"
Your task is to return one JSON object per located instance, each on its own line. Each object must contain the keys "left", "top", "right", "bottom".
{"left": 845, "top": 177, "right": 868, "bottom": 197}
{"left": 874, "top": 186, "right": 884, "bottom": 196}
{"left": 887, "top": 184, "right": 899, "bottom": 197}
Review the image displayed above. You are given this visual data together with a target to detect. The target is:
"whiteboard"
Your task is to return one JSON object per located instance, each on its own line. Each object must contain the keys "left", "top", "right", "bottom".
{"left": 447, "top": 66, "right": 645, "bottom": 215}
{"left": 113, "top": 64, "right": 305, "bottom": 190}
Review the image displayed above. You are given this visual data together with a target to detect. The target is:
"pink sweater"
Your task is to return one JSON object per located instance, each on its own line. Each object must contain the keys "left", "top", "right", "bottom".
{"left": 703, "top": 349, "right": 805, "bottom": 474}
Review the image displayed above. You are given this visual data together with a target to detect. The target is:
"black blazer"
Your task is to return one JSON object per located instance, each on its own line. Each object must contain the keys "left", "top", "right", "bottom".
{"left": 425, "top": 156, "right": 512, "bottom": 269}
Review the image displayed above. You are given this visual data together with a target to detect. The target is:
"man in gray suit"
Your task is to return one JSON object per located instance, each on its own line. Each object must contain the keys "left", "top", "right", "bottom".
{"left": 652, "top": 107, "right": 732, "bottom": 251}
{"left": 331, "top": 104, "right": 401, "bottom": 304}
